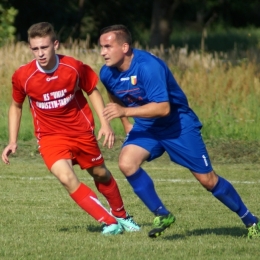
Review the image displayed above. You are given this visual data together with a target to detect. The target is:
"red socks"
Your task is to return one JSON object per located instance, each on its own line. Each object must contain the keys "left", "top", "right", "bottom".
{"left": 95, "top": 175, "right": 127, "bottom": 218}
{"left": 70, "top": 183, "right": 117, "bottom": 225}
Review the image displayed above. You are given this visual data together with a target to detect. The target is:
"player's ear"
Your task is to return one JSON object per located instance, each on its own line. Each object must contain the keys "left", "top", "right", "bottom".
{"left": 122, "top": 43, "right": 130, "bottom": 54}
{"left": 54, "top": 40, "right": 59, "bottom": 50}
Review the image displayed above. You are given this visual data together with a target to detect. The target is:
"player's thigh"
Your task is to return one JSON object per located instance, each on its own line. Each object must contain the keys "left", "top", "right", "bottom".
{"left": 120, "top": 144, "right": 149, "bottom": 166}
{"left": 162, "top": 127, "right": 213, "bottom": 173}
{"left": 122, "top": 127, "right": 165, "bottom": 163}
{"left": 118, "top": 144, "right": 150, "bottom": 175}
{"left": 51, "top": 159, "right": 80, "bottom": 189}
{"left": 51, "top": 158, "right": 72, "bottom": 176}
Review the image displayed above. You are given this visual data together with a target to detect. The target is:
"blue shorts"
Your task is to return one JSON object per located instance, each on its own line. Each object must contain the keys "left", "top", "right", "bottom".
{"left": 122, "top": 124, "right": 213, "bottom": 173}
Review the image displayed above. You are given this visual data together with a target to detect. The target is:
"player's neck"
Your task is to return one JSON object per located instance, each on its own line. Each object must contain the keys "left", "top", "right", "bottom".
{"left": 118, "top": 52, "right": 133, "bottom": 72}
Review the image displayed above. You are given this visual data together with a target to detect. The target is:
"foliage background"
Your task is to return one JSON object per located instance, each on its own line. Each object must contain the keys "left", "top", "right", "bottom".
{"left": 1, "top": 0, "right": 260, "bottom": 50}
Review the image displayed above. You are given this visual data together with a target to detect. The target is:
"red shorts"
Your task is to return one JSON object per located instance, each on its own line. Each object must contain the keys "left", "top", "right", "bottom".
{"left": 38, "top": 134, "right": 104, "bottom": 170}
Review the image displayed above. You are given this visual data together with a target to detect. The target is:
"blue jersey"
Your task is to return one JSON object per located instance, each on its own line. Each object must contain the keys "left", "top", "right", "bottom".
{"left": 100, "top": 48, "right": 202, "bottom": 135}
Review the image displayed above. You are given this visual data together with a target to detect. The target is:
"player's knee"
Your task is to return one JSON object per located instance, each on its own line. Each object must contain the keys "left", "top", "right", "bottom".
{"left": 55, "top": 171, "right": 79, "bottom": 192}
{"left": 201, "top": 180, "right": 216, "bottom": 190}
{"left": 87, "top": 165, "right": 110, "bottom": 181}
{"left": 118, "top": 159, "right": 138, "bottom": 175}
{"left": 195, "top": 171, "right": 218, "bottom": 190}
{"left": 59, "top": 172, "right": 74, "bottom": 185}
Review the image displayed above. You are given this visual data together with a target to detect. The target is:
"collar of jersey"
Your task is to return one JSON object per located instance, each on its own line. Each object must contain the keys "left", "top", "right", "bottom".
{"left": 36, "top": 55, "right": 59, "bottom": 73}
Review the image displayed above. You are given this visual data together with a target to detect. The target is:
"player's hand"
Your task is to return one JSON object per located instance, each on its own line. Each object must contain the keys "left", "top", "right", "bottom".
{"left": 97, "top": 124, "right": 115, "bottom": 149}
{"left": 1, "top": 143, "right": 17, "bottom": 164}
{"left": 103, "top": 103, "right": 126, "bottom": 121}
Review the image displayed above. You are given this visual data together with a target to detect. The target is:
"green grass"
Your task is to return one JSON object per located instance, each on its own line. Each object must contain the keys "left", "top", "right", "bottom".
{"left": 0, "top": 141, "right": 260, "bottom": 260}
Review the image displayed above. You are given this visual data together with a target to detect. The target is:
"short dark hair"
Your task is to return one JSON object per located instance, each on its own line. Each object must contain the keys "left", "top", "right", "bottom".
{"left": 100, "top": 24, "right": 132, "bottom": 45}
{"left": 27, "top": 22, "right": 57, "bottom": 43}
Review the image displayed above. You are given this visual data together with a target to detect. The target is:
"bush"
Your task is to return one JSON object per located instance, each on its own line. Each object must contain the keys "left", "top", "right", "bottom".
{"left": 0, "top": 4, "right": 18, "bottom": 47}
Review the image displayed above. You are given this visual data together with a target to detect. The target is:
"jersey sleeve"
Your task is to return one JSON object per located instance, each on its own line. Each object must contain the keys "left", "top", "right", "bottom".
{"left": 139, "top": 62, "right": 169, "bottom": 103}
{"left": 79, "top": 64, "right": 99, "bottom": 94}
{"left": 12, "top": 70, "right": 27, "bottom": 104}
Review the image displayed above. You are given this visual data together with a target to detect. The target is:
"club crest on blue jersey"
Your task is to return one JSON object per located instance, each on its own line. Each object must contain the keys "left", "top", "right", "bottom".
{"left": 131, "top": 76, "right": 137, "bottom": 85}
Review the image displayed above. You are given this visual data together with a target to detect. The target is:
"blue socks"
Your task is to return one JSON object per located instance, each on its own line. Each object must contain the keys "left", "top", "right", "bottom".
{"left": 211, "top": 176, "right": 257, "bottom": 226}
{"left": 126, "top": 169, "right": 257, "bottom": 226}
{"left": 126, "top": 168, "right": 169, "bottom": 216}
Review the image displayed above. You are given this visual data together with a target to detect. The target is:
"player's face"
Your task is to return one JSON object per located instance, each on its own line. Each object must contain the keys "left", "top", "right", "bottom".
{"left": 99, "top": 32, "right": 129, "bottom": 71}
{"left": 29, "top": 36, "right": 59, "bottom": 70}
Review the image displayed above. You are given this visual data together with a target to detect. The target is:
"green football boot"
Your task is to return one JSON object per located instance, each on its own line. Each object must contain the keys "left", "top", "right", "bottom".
{"left": 148, "top": 212, "right": 175, "bottom": 238}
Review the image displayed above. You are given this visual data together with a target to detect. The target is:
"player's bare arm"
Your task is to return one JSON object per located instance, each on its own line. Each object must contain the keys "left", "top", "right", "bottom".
{"left": 107, "top": 92, "right": 133, "bottom": 134}
{"left": 1, "top": 99, "right": 23, "bottom": 164}
{"left": 88, "top": 87, "right": 115, "bottom": 148}
{"left": 103, "top": 101, "right": 170, "bottom": 122}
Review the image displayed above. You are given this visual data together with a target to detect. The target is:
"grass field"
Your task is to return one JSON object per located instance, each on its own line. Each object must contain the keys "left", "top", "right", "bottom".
{"left": 0, "top": 141, "right": 260, "bottom": 260}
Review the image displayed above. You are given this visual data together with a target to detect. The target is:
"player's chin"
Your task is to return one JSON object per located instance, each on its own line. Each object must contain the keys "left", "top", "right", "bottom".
{"left": 38, "top": 61, "right": 48, "bottom": 68}
{"left": 104, "top": 60, "right": 114, "bottom": 67}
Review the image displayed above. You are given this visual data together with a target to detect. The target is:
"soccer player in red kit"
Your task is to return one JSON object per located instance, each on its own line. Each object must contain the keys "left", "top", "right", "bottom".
{"left": 1, "top": 22, "right": 140, "bottom": 235}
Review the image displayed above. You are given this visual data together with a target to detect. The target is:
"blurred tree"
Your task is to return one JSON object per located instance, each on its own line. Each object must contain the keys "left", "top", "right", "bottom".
{"left": 221, "top": 0, "right": 260, "bottom": 27}
{"left": 0, "top": 1, "right": 18, "bottom": 46}
{"left": 149, "top": 0, "right": 181, "bottom": 48}
{"left": 8, "top": 0, "right": 152, "bottom": 45}
{"left": 8, "top": 0, "right": 79, "bottom": 42}
{"left": 70, "top": 0, "right": 152, "bottom": 46}
{"left": 6, "top": 0, "right": 260, "bottom": 48}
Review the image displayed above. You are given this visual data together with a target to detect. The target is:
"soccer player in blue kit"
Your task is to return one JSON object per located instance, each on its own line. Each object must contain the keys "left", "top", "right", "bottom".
{"left": 98, "top": 24, "right": 260, "bottom": 238}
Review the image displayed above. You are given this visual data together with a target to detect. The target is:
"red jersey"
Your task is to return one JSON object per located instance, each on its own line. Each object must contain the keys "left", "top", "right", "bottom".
{"left": 12, "top": 55, "right": 98, "bottom": 140}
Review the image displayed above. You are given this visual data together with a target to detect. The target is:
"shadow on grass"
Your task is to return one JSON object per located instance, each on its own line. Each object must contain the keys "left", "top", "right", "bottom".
{"left": 163, "top": 226, "right": 246, "bottom": 240}
{"left": 186, "top": 226, "right": 246, "bottom": 237}
{"left": 58, "top": 224, "right": 101, "bottom": 233}
{"left": 58, "top": 225, "right": 247, "bottom": 239}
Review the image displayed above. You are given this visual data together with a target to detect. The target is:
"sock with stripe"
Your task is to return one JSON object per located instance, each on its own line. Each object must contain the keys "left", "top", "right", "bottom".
{"left": 211, "top": 175, "right": 257, "bottom": 226}
{"left": 95, "top": 175, "right": 126, "bottom": 218}
{"left": 70, "top": 182, "right": 117, "bottom": 225}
